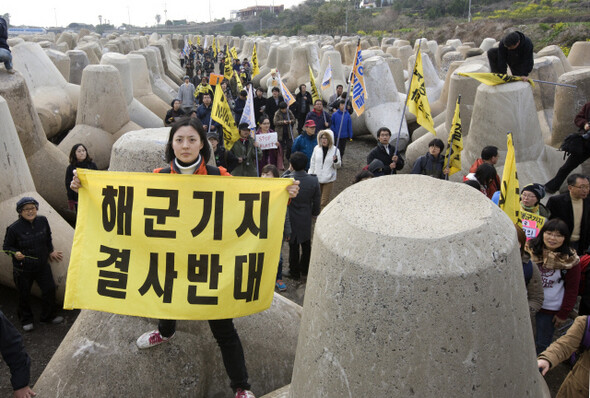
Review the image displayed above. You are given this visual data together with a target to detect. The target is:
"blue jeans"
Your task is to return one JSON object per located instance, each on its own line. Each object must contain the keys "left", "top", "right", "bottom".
{"left": 276, "top": 253, "right": 283, "bottom": 280}
{"left": 535, "top": 311, "right": 555, "bottom": 354}
{"left": 0, "top": 48, "right": 13, "bottom": 70}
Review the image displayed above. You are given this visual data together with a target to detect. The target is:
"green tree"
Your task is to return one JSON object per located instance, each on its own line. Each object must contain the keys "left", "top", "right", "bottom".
{"left": 231, "top": 23, "right": 246, "bottom": 36}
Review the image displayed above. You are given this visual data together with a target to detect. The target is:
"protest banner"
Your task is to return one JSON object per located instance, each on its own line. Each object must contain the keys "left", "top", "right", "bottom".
{"left": 64, "top": 169, "right": 291, "bottom": 320}
{"left": 255, "top": 132, "right": 278, "bottom": 151}
{"left": 521, "top": 211, "right": 546, "bottom": 239}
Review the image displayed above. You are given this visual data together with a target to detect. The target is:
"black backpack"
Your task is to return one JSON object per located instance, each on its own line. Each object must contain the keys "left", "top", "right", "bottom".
{"left": 559, "top": 133, "right": 585, "bottom": 158}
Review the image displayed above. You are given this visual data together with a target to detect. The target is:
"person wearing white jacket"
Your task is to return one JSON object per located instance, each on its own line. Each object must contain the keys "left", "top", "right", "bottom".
{"left": 308, "top": 129, "right": 342, "bottom": 209}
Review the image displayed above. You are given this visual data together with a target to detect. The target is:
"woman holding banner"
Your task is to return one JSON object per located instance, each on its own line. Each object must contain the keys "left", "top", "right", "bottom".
{"left": 70, "top": 117, "right": 300, "bottom": 398}
{"left": 257, "top": 115, "right": 282, "bottom": 172}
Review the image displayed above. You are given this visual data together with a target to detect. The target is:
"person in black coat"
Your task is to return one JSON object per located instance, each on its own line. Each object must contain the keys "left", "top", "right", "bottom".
{"left": 65, "top": 143, "right": 98, "bottom": 212}
{"left": 546, "top": 173, "right": 590, "bottom": 255}
{"left": 366, "top": 127, "right": 405, "bottom": 175}
{"left": 0, "top": 16, "right": 14, "bottom": 73}
{"left": 0, "top": 310, "right": 35, "bottom": 397}
{"left": 265, "top": 87, "right": 283, "bottom": 130}
{"left": 207, "top": 131, "right": 237, "bottom": 173}
{"left": 164, "top": 99, "right": 186, "bottom": 126}
{"left": 487, "top": 31, "right": 534, "bottom": 78}
{"left": 253, "top": 87, "right": 266, "bottom": 124}
{"left": 295, "top": 84, "right": 313, "bottom": 133}
{"left": 284, "top": 152, "right": 321, "bottom": 280}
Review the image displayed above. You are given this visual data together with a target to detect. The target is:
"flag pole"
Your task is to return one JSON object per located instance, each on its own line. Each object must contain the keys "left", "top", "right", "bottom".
{"left": 336, "top": 40, "right": 357, "bottom": 150}
{"left": 395, "top": 40, "right": 422, "bottom": 157}
{"left": 253, "top": 127, "right": 259, "bottom": 177}
{"left": 444, "top": 95, "right": 461, "bottom": 181}
{"left": 531, "top": 79, "right": 576, "bottom": 88}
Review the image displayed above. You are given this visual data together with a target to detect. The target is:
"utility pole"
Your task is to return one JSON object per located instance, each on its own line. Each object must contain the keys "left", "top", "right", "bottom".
{"left": 468, "top": 0, "right": 472, "bottom": 22}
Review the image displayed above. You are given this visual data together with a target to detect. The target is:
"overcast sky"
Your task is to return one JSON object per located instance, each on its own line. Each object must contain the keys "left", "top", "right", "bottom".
{"left": 4, "top": 0, "right": 304, "bottom": 28}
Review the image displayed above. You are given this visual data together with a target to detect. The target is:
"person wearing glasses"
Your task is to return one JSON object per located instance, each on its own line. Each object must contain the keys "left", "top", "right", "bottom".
{"left": 520, "top": 183, "right": 551, "bottom": 219}
{"left": 547, "top": 174, "right": 590, "bottom": 255}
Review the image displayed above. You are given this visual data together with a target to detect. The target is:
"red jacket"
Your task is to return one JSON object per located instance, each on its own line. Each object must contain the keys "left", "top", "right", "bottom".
{"left": 468, "top": 158, "right": 500, "bottom": 199}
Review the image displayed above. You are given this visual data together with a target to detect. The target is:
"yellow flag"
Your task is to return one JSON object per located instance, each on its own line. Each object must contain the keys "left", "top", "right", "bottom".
{"left": 457, "top": 72, "right": 534, "bottom": 87}
{"left": 499, "top": 133, "right": 521, "bottom": 226}
{"left": 231, "top": 47, "right": 239, "bottom": 60}
{"left": 407, "top": 51, "right": 436, "bottom": 135}
{"left": 64, "top": 169, "right": 290, "bottom": 320}
{"left": 234, "top": 69, "right": 243, "bottom": 92}
{"left": 443, "top": 97, "right": 463, "bottom": 175}
{"left": 188, "top": 37, "right": 193, "bottom": 46}
{"left": 197, "top": 36, "right": 201, "bottom": 46}
{"left": 224, "top": 48, "right": 233, "bottom": 80}
{"left": 350, "top": 42, "right": 367, "bottom": 117}
{"left": 212, "top": 37, "right": 217, "bottom": 58}
{"left": 252, "top": 44, "right": 260, "bottom": 77}
{"left": 309, "top": 65, "right": 321, "bottom": 103}
{"left": 212, "top": 84, "right": 240, "bottom": 149}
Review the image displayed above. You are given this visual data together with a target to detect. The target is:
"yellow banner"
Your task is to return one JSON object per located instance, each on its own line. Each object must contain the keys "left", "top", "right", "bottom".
{"left": 212, "top": 84, "right": 240, "bottom": 149}
{"left": 521, "top": 210, "right": 546, "bottom": 239}
{"left": 212, "top": 37, "right": 217, "bottom": 58}
{"left": 499, "top": 133, "right": 521, "bottom": 226}
{"left": 64, "top": 169, "right": 290, "bottom": 320}
{"left": 457, "top": 72, "right": 534, "bottom": 87}
{"left": 443, "top": 97, "right": 463, "bottom": 175}
{"left": 197, "top": 36, "right": 201, "bottom": 46}
{"left": 252, "top": 44, "right": 260, "bottom": 77}
{"left": 224, "top": 48, "right": 233, "bottom": 80}
{"left": 407, "top": 51, "right": 436, "bottom": 135}
{"left": 309, "top": 65, "right": 321, "bottom": 103}
{"left": 231, "top": 47, "right": 239, "bottom": 60}
{"left": 351, "top": 42, "right": 367, "bottom": 117}
{"left": 234, "top": 69, "right": 244, "bottom": 92}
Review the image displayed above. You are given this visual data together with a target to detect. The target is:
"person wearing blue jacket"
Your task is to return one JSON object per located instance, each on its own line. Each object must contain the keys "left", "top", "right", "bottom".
{"left": 291, "top": 120, "right": 317, "bottom": 171}
{"left": 330, "top": 100, "right": 352, "bottom": 159}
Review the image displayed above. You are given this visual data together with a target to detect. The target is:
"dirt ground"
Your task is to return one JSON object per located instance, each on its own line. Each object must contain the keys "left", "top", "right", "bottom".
{"left": 0, "top": 135, "right": 569, "bottom": 396}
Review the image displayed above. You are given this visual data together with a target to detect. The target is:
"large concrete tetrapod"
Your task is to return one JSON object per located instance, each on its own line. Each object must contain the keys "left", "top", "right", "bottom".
{"left": 288, "top": 175, "right": 549, "bottom": 397}
{"left": 0, "top": 96, "right": 73, "bottom": 299}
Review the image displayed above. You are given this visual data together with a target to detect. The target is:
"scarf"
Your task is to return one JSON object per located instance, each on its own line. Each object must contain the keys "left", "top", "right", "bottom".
{"left": 525, "top": 241, "right": 579, "bottom": 270}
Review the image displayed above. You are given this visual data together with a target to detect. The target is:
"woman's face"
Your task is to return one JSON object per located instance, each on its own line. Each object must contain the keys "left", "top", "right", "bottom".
{"left": 221, "top": 82, "right": 227, "bottom": 90}
{"left": 172, "top": 126, "right": 204, "bottom": 164}
{"left": 543, "top": 230, "right": 565, "bottom": 251}
{"left": 260, "top": 119, "right": 270, "bottom": 132}
{"left": 520, "top": 191, "right": 538, "bottom": 208}
{"left": 320, "top": 135, "right": 329, "bottom": 147}
{"left": 261, "top": 172, "right": 274, "bottom": 178}
{"left": 75, "top": 145, "right": 87, "bottom": 162}
{"left": 429, "top": 145, "right": 441, "bottom": 157}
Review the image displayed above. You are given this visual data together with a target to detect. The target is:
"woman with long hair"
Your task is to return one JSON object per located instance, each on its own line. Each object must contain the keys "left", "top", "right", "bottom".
{"left": 65, "top": 143, "right": 97, "bottom": 212}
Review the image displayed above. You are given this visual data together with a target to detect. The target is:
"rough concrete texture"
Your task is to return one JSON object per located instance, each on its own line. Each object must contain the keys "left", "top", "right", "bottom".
{"left": 67, "top": 49, "right": 90, "bottom": 85}
{"left": 288, "top": 175, "right": 549, "bottom": 398}
{"left": 76, "top": 41, "right": 102, "bottom": 64}
{"left": 261, "top": 385, "right": 290, "bottom": 398}
{"left": 282, "top": 45, "right": 310, "bottom": 93}
{"left": 537, "top": 45, "right": 573, "bottom": 73}
{"left": 382, "top": 55, "right": 406, "bottom": 94}
{"left": 551, "top": 68, "right": 590, "bottom": 148}
{"left": 126, "top": 54, "right": 169, "bottom": 120}
{"left": 567, "top": 41, "right": 590, "bottom": 67}
{"left": 318, "top": 50, "right": 347, "bottom": 99}
{"left": 429, "top": 61, "right": 462, "bottom": 119}
{"left": 44, "top": 49, "right": 70, "bottom": 81}
{"left": 0, "top": 72, "right": 73, "bottom": 221}
{"left": 0, "top": 96, "right": 73, "bottom": 299}
{"left": 463, "top": 81, "right": 564, "bottom": 187}
{"left": 353, "top": 56, "right": 409, "bottom": 149}
{"left": 100, "top": 52, "right": 164, "bottom": 128}
{"left": 58, "top": 65, "right": 141, "bottom": 169}
{"left": 34, "top": 293, "right": 302, "bottom": 397}
{"left": 10, "top": 41, "right": 79, "bottom": 139}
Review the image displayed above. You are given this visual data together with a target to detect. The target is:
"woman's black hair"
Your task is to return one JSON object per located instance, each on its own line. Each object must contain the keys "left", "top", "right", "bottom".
{"left": 428, "top": 138, "right": 445, "bottom": 152}
{"left": 69, "top": 143, "right": 92, "bottom": 165}
{"left": 170, "top": 98, "right": 180, "bottom": 107}
{"left": 165, "top": 117, "right": 211, "bottom": 164}
{"left": 258, "top": 115, "right": 270, "bottom": 126}
{"left": 474, "top": 163, "right": 497, "bottom": 186}
{"left": 528, "top": 218, "right": 572, "bottom": 256}
{"left": 376, "top": 127, "right": 392, "bottom": 137}
{"left": 261, "top": 164, "right": 279, "bottom": 177}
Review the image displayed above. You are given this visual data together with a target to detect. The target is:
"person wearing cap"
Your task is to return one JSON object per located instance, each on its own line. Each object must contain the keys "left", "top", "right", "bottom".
{"left": 3, "top": 197, "right": 64, "bottom": 332}
{"left": 292, "top": 120, "right": 318, "bottom": 171}
{"left": 266, "top": 69, "right": 279, "bottom": 97}
{"left": 487, "top": 31, "right": 534, "bottom": 80}
{"left": 305, "top": 99, "right": 331, "bottom": 135}
{"left": 521, "top": 183, "right": 551, "bottom": 218}
{"left": 208, "top": 131, "right": 237, "bottom": 173}
{"left": 177, "top": 75, "right": 196, "bottom": 115}
{"left": 230, "top": 123, "right": 262, "bottom": 177}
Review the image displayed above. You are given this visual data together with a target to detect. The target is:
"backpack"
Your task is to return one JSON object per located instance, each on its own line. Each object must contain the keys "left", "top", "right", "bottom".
{"left": 559, "top": 133, "right": 585, "bottom": 158}
{"left": 569, "top": 316, "right": 590, "bottom": 366}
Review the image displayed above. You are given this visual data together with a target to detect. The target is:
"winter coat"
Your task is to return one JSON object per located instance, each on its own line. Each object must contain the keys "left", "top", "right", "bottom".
{"left": 291, "top": 133, "right": 317, "bottom": 171}
{"left": 468, "top": 158, "right": 500, "bottom": 199}
{"left": 308, "top": 130, "right": 341, "bottom": 184}
{"left": 65, "top": 160, "right": 98, "bottom": 201}
{"left": 538, "top": 316, "right": 590, "bottom": 398}
{"left": 230, "top": 137, "right": 262, "bottom": 177}
{"left": 330, "top": 109, "right": 353, "bottom": 140}
{"left": 547, "top": 193, "right": 590, "bottom": 255}
{"left": 497, "top": 31, "right": 534, "bottom": 76}
{"left": 287, "top": 170, "right": 321, "bottom": 244}
{"left": 177, "top": 83, "right": 195, "bottom": 108}
{"left": 273, "top": 109, "right": 296, "bottom": 142}
{"left": 164, "top": 108, "right": 185, "bottom": 126}
{"left": 305, "top": 109, "right": 331, "bottom": 135}
{"left": 3, "top": 216, "right": 54, "bottom": 270}
{"left": 411, "top": 152, "right": 445, "bottom": 179}
{"left": 523, "top": 253, "right": 544, "bottom": 315}
{"left": 295, "top": 91, "right": 313, "bottom": 118}
{"left": 0, "top": 17, "right": 9, "bottom": 52}
{"left": 367, "top": 144, "right": 405, "bottom": 175}
{"left": 0, "top": 310, "right": 30, "bottom": 390}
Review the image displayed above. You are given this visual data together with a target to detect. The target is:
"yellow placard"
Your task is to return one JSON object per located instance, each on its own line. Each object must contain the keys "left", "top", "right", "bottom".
{"left": 64, "top": 169, "right": 291, "bottom": 320}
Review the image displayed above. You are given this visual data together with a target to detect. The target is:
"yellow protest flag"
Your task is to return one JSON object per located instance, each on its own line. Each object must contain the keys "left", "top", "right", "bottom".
{"left": 212, "top": 37, "right": 217, "bottom": 58}
{"left": 251, "top": 44, "right": 260, "bottom": 77}
{"left": 499, "top": 133, "right": 521, "bottom": 226}
{"left": 188, "top": 37, "right": 193, "bottom": 46}
{"left": 443, "top": 97, "right": 463, "bottom": 175}
{"left": 234, "top": 69, "right": 243, "bottom": 92}
{"left": 457, "top": 72, "right": 534, "bottom": 87}
{"left": 350, "top": 41, "right": 367, "bottom": 117}
{"left": 407, "top": 51, "right": 436, "bottom": 135}
{"left": 197, "top": 36, "right": 201, "bottom": 46}
{"left": 64, "top": 169, "right": 291, "bottom": 320}
{"left": 309, "top": 65, "right": 321, "bottom": 103}
{"left": 224, "top": 48, "right": 233, "bottom": 80}
{"left": 212, "top": 84, "right": 240, "bottom": 149}
{"left": 231, "top": 47, "right": 239, "bottom": 60}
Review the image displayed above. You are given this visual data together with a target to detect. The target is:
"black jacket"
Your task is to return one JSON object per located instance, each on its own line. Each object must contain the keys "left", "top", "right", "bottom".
{"left": 265, "top": 95, "right": 284, "bottom": 130}
{"left": 367, "top": 144, "right": 405, "bottom": 175}
{"left": 547, "top": 193, "right": 590, "bottom": 254}
{"left": 3, "top": 216, "right": 54, "bottom": 270}
{"left": 287, "top": 170, "right": 321, "bottom": 244}
{"left": 0, "top": 17, "right": 8, "bottom": 52}
{"left": 295, "top": 92, "right": 313, "bottom": 118}
{"left": 65, "top": 161, "right": 98, "bottom": 201}
{"left": 0, "top": 310, "right": 30, "bottom": 390}
{"left": 497, "top": 31, "right": 534, "bottom": 76}
{"left": 213, "top": 146, "right": 238, "bottom": 173}
{"left": 164, "top": 108, "right": 185, "bottom": 126}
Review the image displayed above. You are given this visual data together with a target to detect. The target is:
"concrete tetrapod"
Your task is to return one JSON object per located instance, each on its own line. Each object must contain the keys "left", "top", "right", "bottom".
{"left": 126, "top": 53, "right": 169, "bottom": 120}
{"left": 0, "top": 95, "right": 73, "bottom": 299}
{"left": 286, "top": 175, "right": 549, "bottom": 398}
{"left": 0, "top": 71, "right": 73, "bottom": 221}
{"left": 33, "top": 281, "right": 302, "bottom": 396}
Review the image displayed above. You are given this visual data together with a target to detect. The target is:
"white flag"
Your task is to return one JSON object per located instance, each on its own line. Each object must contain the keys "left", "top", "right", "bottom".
{"left": 203, "top": 36, "right": 208, "bottom": 49}
{"left": 321, "top": 61, "right": 332, "bottom": 90}
{"left": 239, "top": 85, "right": 257, "bottom": 129}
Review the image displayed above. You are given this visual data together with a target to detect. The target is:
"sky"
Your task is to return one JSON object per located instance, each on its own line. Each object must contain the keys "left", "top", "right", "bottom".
{"left": 4, "top": 0, "right": 305, "bottom": 28}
